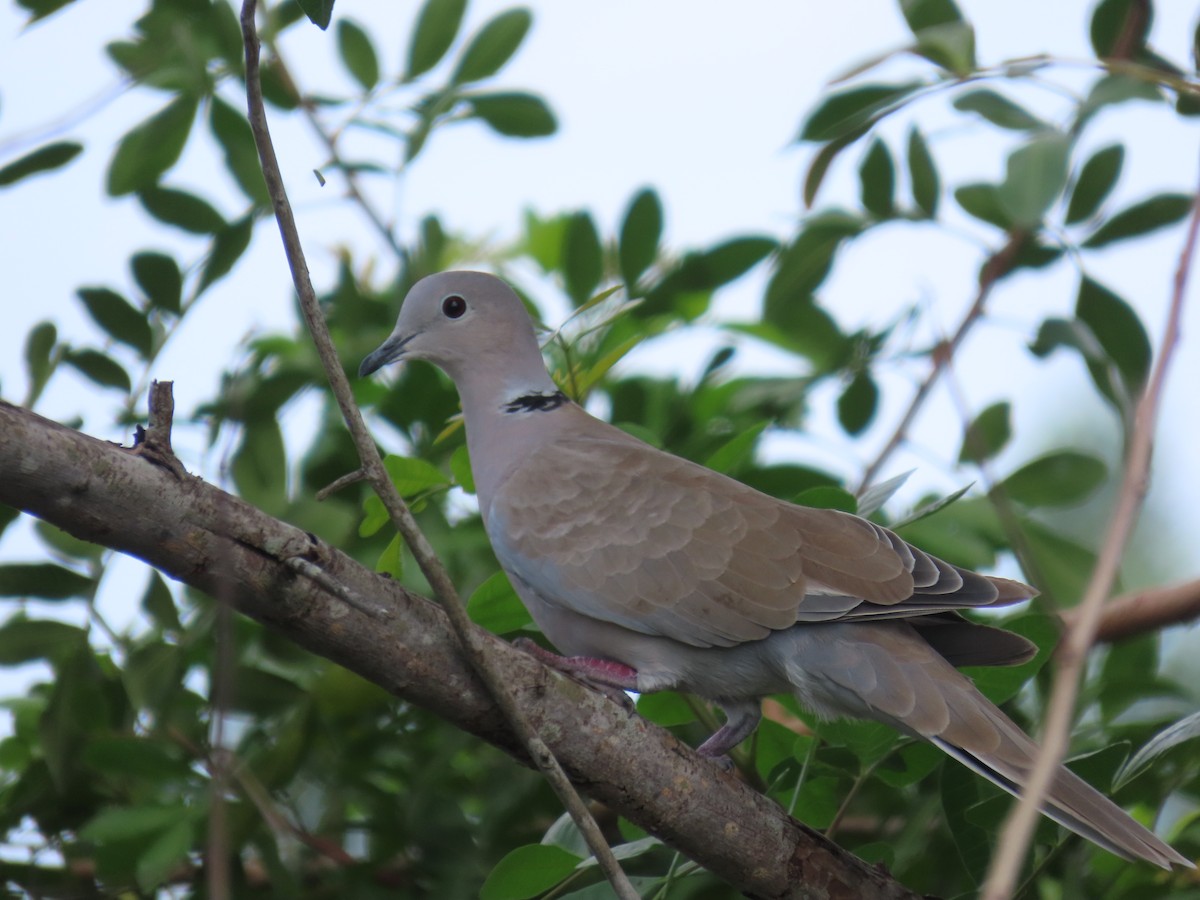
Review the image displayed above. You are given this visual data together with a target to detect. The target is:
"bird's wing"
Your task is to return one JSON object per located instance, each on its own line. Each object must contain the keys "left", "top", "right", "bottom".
{"left": 488, "top": 433, "right": 1023, "bottom": 649}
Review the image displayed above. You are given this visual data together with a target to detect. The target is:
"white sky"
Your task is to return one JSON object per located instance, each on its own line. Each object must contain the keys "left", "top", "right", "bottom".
{"left": 2, "top": 2, "right": 1199, "bottom": 648}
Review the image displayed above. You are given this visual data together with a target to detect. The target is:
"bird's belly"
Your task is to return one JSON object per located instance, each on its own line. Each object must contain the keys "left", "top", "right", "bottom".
{"left": 511, "top": 574, "right": 791, "bottom": 699}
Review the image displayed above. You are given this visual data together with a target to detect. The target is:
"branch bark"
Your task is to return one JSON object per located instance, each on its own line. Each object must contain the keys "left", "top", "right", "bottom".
{"left": 1062, "top": 577, "right": 1200, "bottom": 645}
{"left": 0, "top": 399, "right": 919, "bottom": 900}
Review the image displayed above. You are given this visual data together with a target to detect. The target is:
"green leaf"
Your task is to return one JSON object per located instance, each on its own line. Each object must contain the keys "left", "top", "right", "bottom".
{"left": 467, "top": 571, "right": 531, "bottom": 634}
{"left": 1082, "top": 193, "right": 1193, "bottom": 249}
{"left": 1081, "top": 73, "right": 1163, "bottom": 117}
{"left": 451, "top": 8, "right": 532, "bottom": 85}
{"left": 791, "top": 775, "right": 843, "bottom": 829}
{"left": 198, "top": 214, "right": 255, "bottom": 294}
{"left": 136, "top": 819, "right": 194, "bottom": 892}
{"left": 406, "top": 0, "right": 468, "bottom": 80}
{"left": 1090, "top": 0, "right": 1150, "bottom": 58}
{"left": 797, "top": 82, "right": 923, "bottom": 143}
{"left": 1076, "top": 277, "right": 1150, "bottom": 397}
{"left": 76, "top": 287, "right": 153, "bottom": 357}
{"left": 912, "top": 21, "right": 976, "bottom": 75}
{"left": 450, "top": 444, "right": 476, "bottom": 494}
{"left": 952, "top": 88, "right": 1045, "bottom": 131}
{"left": 131, "top": 252, "right": 182, "bottom": 315}
{"left": 704, "top": 422, "right": 767, "bottom": 474}
{"left": 383, "top": 454, "right": 451, "bottom": 495}
{"left": 795, "top": 485, "right": 857, "bottom": 513}
{"left": 618, "top": 188, "right": 662, "bottom": 291}
{"left": 62, "top": 348, "right": 131, "bottom": 391}
{"left": 958, "top": 401, "right": 1011, "bottom": 463}
{"left": 899, "top": 0, "right": 963, "bottom": 32}
{"left": 34, "top": 521, "right": 102, "bottom": 560}
{"left": 1001, "top": 451, "right": 1107, "bottom": 507}
{"left": 1114, "top": 710, "right": 1200, "bottom": 790}
{"left": 954, "top": 183, "right": 1011, "bottom": 229}
{"left": 230, "top": 664, "right": 305, "bottom": 714}
{"left": 231, "top": 419, "right": 287, "bottom": 512}
{"left": 480, "top": 844, "right": 581, "bottom": 900}
{"left": 16, "top": 0, "right": 80, "bottom": 23}
{"left": 998, "top": 133, "right": 1070, "bottom": 228}
{"left": 375, "top": 533, "right": 404, "bottom": 580}
{"left": 23, "top": 321, "right": 58, "bottom": 404}
{"left": 803, "top": 127, "right": 866, "bottom": 207}
{"left": 138, "top": 186, "right": 226, "bottom": 234}
{"left": 907, "top": 127, "right": 939, "bottom": 217}
{"left": 81, "top": 805, "right": 187, "bottom": 842}
{"left": 858, "top": 138, "right": 895, "bottom": 217}
{"left": 468, "top": 92, "right": 556, "bottom": 137}
{"left": 857, "top": 469, "right": 913, "bottom": 518}
{"left": 563, "top": 211, "right": 603, "bottom": 306}
{"left": 106, "top": 96, "right": 197, "bottom": 196}
{"left": 891, "top": 482, "right": 973, "bottom": 528}
{"left": 837, "top": 371, "right": 878, "bottom": 435}
{"left": 141, "top": 571, "right": 181, "bottom": 632}
{"left": 0, "top": 141, "right": 83, "bottom": 187}
{"left": 337, "top": 19, "right": 380, "bottom": 90}
{"left": 0, "top": 619, "right": 86, "bottom": 665}
{"left": 209, "top": 97, "right": 269, "bottom": 205}
{"left": 296, "top": 0, "right": 333, "bottom": 29}
{"left": 1065, "top": 144, "right": 1123, "bottom": 224}
{"left": 941, "top": 758, "right": 993, "bottom": 878}
{"left": 635, "top": 691, "right": 696, "bottom": 727}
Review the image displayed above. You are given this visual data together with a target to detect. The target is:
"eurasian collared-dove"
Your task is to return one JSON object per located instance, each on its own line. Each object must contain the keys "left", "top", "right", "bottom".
{"left": 360, "top": 270, "right": 1192, "bottom": 869}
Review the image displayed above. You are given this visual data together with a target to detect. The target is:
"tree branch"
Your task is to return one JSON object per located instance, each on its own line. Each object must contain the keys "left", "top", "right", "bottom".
{"left": 981, "top": 156, "right": 1200, "bottom": 900}
{"left": 1061, "top": 577, "right": 1200, "bottom": 644}
{"left": 0, "top": 399, "right": 921, "bottom": 900}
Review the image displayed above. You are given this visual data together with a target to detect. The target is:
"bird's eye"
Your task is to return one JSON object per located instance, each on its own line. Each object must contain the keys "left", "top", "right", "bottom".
{"left": 442, "top": 295, "right": 467, "bottom": 319}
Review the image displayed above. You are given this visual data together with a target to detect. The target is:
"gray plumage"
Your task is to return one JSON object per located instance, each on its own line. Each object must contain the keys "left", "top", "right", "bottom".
{"left": 360, "top": 270, "right": 1191, "bottom": 869}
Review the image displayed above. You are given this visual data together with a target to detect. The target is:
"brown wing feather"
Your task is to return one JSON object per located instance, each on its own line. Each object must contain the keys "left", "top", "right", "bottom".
{"left": 495, "top": 433, "right": 1033, "bottom": 648}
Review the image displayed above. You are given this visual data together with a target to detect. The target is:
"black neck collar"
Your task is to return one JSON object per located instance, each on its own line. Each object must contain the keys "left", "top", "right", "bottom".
{"left": 503, "top": 390, "right": 569, "bottom": 413}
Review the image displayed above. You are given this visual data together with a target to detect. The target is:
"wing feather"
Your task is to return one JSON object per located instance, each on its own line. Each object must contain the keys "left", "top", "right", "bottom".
{"left": 490, "top": 432, "right": 1033, "bottom": 648}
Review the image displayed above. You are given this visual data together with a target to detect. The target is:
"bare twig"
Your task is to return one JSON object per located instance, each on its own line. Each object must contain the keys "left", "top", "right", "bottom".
{"left": 981, "top": 157, "right": 1200, "bottom": 900}
{"left": 1062, "top": 576, "right": 1200, "bottom": 645}
{"left": 262, "top": 42, "right": 407, "bottom": 262}
{"left": 237, "top": 6, "right": 637, "bottom": 897}
{"left": 859, "top": 230, "right": 1026, "bottom": 493}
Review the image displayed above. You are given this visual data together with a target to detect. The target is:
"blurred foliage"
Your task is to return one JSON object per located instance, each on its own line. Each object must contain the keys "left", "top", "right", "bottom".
{"left": 2, "top": 0, "right": 1199, "bottom": 896}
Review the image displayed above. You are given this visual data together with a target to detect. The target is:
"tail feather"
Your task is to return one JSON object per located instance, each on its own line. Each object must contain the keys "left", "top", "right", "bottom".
{"left": 931, "top": 736, "right": 1190, "bottom": 868}
{"left": 785, "top": 621, "right": 1193, "bottom": 869}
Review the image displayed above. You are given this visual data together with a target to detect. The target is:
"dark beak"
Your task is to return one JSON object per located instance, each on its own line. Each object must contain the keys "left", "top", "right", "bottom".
{"left": 358, "top": 333, "right": 415, "bottom": 377}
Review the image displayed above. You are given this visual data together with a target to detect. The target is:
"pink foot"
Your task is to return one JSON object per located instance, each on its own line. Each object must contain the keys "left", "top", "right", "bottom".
{"left": 513, "top": 638, "right": 638, "bottom": 709}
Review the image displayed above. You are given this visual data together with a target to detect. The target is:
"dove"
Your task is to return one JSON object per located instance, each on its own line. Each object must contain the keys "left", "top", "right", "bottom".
{"left": 359, "top": 270, "right": 1192, "bottom": 869}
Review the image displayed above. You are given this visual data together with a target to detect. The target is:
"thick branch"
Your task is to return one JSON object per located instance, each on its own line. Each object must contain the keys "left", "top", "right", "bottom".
{"left": 0, "top": 400, "right": 919, "bottom": 900}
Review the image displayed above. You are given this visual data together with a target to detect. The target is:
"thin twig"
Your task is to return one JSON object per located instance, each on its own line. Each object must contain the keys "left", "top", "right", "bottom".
{"left": 238, "top": 6, "right": 637, "bottom": 898}
{"left": 263, "top": 43, "right": 408, "bottom": 262}
{"left": 981, "top": 155, "right": 1200, "bottom": 900}
{"left": 1061, "top": 576, "right": 1200, "bottom": 644}
{"left": 858, "top": 230, "right": 1026, "bottom": 493}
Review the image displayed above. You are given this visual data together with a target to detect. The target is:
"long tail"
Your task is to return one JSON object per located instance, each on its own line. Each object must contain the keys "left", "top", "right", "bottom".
{"left": 782, "top": 622, "right": 1193, "bottom": 868}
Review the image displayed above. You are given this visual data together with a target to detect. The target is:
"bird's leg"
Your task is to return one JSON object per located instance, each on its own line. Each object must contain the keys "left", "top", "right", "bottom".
{"left": 512, "top": 638, "right": 638, "bottom": 709}
{"left": 697, "top": 699, "right": 762, "bottom": 768}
